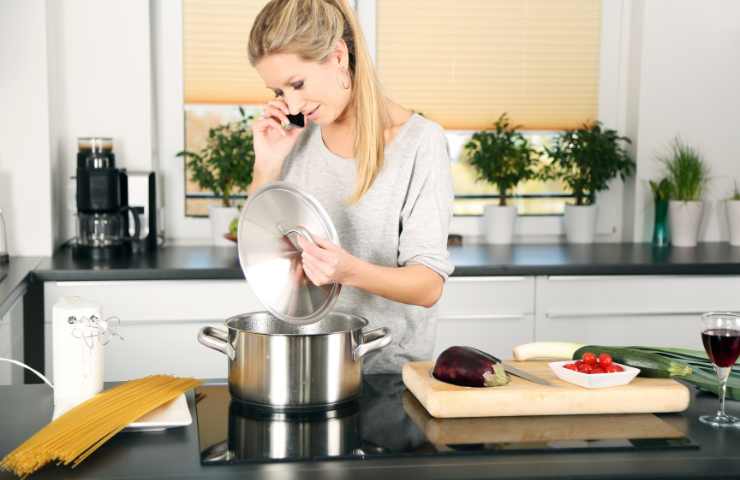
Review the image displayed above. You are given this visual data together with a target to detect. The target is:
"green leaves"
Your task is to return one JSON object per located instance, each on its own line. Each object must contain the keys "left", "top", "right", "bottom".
{"left": 176, "top": 108, "right": 255, "bottom": 207}
{"left": 463, "top": 114, "right": 538, "bottom": 206}
{"left": 649, "top": 178, "right": 672, "bottom": 201}
{"left": 659, "top": 138, "right": 709, "bottom": 202}
{"left": 543, "top": 122, "right": 634, "bottom": 206}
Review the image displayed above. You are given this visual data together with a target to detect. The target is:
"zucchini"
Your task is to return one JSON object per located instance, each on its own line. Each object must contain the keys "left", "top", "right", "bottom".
{"left": 572, "top": 345, "right": 693, "bottom": 378}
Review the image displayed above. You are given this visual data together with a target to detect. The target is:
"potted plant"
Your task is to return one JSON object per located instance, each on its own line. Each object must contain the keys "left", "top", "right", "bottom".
{"left": 660, "top": 138, "right": 709, "bottom": 247}
{"left": 543, "top": 122, "right": 634, "bottom": 243}
{"left": 726, "top": 182, "right": 740, "bottom": 246}
{"left": 649, "top": 178, "right": 671, "bottom": 247}
{"left": 464, "top": 113, "right": 538, "bottom": 244}
{"left": 177, "top": 107, "right": 254, "bottom": 245}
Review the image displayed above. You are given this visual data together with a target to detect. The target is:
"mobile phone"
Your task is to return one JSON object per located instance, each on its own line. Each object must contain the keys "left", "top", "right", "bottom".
{"left": 287, "top": 113, "right": 305, "bottom": 128}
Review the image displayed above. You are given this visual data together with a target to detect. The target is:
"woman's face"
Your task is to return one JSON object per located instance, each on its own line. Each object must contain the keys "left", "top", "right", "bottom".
{"left": 255, "top": 48, "right": 352, "bottom": 126}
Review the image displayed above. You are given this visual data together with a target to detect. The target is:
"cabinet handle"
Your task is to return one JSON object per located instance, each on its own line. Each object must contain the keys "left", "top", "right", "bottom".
{"left": 441, "top": 313, "right": 531, "bottom": 321}
{"left": 53, "top": 318, "right": 225, "bottom": 326}
{"left": 450, "top": 276, "right": 526, "bottom": 283}
{"left": 545, "top": 310, "right": 710, "bottom": 319}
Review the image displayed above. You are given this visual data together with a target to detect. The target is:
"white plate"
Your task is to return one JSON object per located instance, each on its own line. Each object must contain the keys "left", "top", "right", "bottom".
{"left": 548, "top": 360, "right": 640, "bottom": 389}
{"left": 124, "top": 394, "right": 192, "bottom": 432}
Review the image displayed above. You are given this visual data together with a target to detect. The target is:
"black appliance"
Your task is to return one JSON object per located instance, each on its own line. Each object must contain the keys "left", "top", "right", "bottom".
{"left": 74, "top": 137, "right": 142, "bottom": 253}
{"left": 195, "top": 379, "right": 696, "bottom": 467}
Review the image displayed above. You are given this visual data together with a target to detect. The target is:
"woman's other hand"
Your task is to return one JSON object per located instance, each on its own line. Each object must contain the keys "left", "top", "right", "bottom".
{"left": 297, "top": 236, "right": 357, "bottom": 286}
{"left": 250, "top": 99, "right": 305, "bottom": 190}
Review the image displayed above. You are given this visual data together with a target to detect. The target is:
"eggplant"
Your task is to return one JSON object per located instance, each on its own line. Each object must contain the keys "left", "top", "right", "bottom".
{"left": 432, "top": 346, "right": 510, "bottom": 387}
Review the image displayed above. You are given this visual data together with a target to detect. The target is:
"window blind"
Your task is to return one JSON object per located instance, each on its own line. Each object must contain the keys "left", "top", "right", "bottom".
{"left": 183, "top": 0, "right": 272, "bottom": 104}
{"left": 376, "top": 0, "right": 601, "bottom": 131}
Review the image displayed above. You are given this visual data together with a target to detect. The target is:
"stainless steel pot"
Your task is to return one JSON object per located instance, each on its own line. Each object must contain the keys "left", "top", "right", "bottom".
{"left": 198, "top": 311, "right": 391, "bottom": 408}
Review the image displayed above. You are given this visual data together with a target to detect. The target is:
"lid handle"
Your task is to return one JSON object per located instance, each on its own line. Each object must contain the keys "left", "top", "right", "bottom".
{"left": 278, "top": 224, "right": 317, "bottom": 252}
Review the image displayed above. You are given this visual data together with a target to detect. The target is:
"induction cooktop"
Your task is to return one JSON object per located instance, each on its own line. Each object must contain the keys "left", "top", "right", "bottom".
{"left": 195, "top": 377, "right": 697, "bottom": 466}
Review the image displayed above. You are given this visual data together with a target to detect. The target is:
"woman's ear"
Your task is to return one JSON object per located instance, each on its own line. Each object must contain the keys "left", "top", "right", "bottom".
{"left": 333, "top": 39, "right": 349, "bottom": 68}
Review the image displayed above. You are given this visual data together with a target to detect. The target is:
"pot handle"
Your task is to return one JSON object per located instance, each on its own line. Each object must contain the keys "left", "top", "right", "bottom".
{"left": 354, "top": 327, "right": 392, "bottom": 361}
{"left": 198, "top": 326, "right": 234, "bottom": 360}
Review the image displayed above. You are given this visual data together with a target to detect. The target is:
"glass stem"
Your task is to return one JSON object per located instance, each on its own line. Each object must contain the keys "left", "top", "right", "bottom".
{"left": 717, "top": 366, "right": 731, "bottom": 418}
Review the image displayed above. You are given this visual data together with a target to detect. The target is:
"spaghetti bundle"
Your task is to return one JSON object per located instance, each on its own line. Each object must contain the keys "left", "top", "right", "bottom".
{"left": 1, "top": 375, "right": 201, "bottom": 478}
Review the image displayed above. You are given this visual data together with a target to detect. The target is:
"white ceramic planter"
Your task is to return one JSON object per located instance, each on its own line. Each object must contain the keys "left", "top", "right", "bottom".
{"left": 726, "top": 200, "right": 740, "bottom": 246}
{"left": 483, "top": 204, "right": 518, "bottom": 244}
{"left": 208, "top": 205, "right": 239, "bottom": 246}
{"left": 668, "top": 200, "right": 703, "bottom": 247}
{"left": 563, "top": 204, "right": 597, "bottom": 244}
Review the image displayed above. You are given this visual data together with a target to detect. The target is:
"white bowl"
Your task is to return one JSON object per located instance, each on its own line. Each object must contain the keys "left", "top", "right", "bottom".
{"left": 548, "top": 360, "right": 640, "bottom": 389}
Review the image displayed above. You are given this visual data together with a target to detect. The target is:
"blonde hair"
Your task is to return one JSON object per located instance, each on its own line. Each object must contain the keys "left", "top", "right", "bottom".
{"left": 248, "top": 0, "right": 387, "bottom": 203}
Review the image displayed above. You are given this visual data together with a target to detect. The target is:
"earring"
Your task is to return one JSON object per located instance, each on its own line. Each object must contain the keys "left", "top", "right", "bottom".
{"left": 336, "top": 67, "right": 350, "bottom": 90}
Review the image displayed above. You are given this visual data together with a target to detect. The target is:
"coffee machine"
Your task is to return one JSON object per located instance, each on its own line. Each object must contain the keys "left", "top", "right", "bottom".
{"left": 74, "top": 137, "right": 159, "bottom": 254}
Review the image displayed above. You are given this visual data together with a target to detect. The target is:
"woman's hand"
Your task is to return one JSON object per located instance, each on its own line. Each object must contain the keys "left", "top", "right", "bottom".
{"left": 296, "top": 236, "right": 357, "bottom": 286}
{"left": 250, "top": 99, "right": 306, "bottom": 187}
{"left": 298, "top": 236, "right": 444, "bottom": 307}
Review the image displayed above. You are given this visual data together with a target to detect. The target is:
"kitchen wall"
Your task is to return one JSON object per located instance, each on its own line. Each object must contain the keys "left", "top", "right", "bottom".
{"left": 1, "top": 0, "right": 739, "bottom": 253}
{"left": 625, "top": 0, "right": 740, "bottom": 242}
{"left": 0, "top": 0, "right": 54, "bottom": 256}
{"left": 46, "top": 0, "right": 155, "bottom": 245}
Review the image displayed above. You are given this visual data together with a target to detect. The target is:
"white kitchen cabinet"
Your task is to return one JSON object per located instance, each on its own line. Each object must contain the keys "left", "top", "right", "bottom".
{"left": 434, "top": 276, "right": 535, "bottom": 359}
{"left": 44, "top": 280, "right": 262, "bottom": 381}
{"left": 0, "top": 296, "right": 24, "bottom": 385}
{"left": 41, "top": 274, "right": 740, "bottom": 381}
{"left": 534, "top": 275, "right": 740, "bottom": 348}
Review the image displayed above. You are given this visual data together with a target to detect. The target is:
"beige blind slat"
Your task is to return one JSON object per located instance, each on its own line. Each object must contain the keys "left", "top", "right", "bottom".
{"left": 376, "top": 0, "right": 601, "bottom": 130}
{"left": 183, "top": 0, "right": 272, "bottom": 104}
{"left": 184, "top": 0, "right": 601, "bottom": 130}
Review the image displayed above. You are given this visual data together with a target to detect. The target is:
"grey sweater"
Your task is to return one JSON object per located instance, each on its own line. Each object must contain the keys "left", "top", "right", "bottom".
{"left": 281, "top": 113, "right": 454, "bottom": 373}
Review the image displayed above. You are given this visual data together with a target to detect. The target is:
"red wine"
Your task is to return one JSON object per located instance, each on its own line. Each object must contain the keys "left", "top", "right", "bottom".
{"left": 702, "top": 328, "right": 740, "bottom": 367}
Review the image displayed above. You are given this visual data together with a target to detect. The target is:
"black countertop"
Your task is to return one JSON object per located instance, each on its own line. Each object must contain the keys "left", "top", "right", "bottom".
{"left": 4, "top": 242, "right": 740, "bottom": 319}
{"left": 1, "top": 379, "right": 739, "bottom": 480}
{"left": 0, "top": 257, "right": 41, "bottom": 318}
{"left": 30, "top": 242, "right": 740, "bottom": 283}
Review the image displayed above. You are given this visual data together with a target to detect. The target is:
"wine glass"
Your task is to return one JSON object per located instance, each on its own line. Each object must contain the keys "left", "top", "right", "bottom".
{"left": 699, "top": 312, "right": 740, "bottom": 427}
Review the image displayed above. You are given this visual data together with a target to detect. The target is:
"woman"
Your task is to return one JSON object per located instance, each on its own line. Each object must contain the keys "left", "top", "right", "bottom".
{"left": 247, "top": 0, "right": 454, "bottom": 373}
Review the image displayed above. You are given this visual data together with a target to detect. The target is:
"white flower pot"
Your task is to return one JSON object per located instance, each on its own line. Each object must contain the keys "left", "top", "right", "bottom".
{"left": 563, "top": 204, "right": 597, "bottom": 244}
{"left": 726, "top": 200, "right": 740, "bottom": 246}
{"left": 483, "top": 204, "right": 518, "bottom": 244}
{"left": 208, "top": 205, "right": 238, "bottom": 246}
{"left": 668, "top": 200, "right": 703, "bottom": 247}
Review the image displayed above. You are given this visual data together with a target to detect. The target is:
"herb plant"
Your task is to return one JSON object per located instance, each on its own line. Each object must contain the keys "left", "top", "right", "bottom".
{"left": 543, "top": 122, "right": 634, "bottom": 206}
{"left": 660, "top": 138, "right": 709, "bottom": 202}
{"left": 176, "top": 107, "right": 255, "bottom": 207}
{"left": 464, "top": 113, "right": 538, "bottom": 206}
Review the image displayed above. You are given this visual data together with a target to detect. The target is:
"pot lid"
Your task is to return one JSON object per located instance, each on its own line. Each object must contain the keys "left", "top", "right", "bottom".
{"left": 237, "top": 182, "right": 341, "bottom": 325}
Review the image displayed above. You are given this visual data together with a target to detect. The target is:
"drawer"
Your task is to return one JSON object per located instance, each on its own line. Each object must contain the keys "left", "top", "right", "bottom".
{"left": 435, "top": 314, "right": 534, "bottom": 360}
{"left": 438, "top": 276, "right": 535, "bottom": 317}
{"left": 536, "top": 275, "right": 740, "bottom": 318}
{"left": 44, "top": 319, "right": 227, "bottom": 382}
{"left": 44, "top": 280, "right": 262, "bottom": 324}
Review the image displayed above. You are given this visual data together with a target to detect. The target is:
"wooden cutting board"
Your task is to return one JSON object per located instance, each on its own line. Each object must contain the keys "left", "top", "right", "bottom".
{"left": 401, "top": 391, "right": 687, "bottom": 444}
{"left": 402, "top": 361, "right": 690, "bottom": 418}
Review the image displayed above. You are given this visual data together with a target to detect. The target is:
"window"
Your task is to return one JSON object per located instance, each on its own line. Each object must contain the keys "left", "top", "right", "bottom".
{"left": 181, "top": 0, "right": 602, "bottom": 217}
{"left": 375, "top": 0, "right": 602, "bottom": 215}
{"left": 182, "top": 0, "right": 271, "bottom": 216}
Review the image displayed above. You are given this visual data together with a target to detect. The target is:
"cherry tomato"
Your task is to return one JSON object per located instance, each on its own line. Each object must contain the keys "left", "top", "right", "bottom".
{"left": 598, "top": 353, "right": 613, "bottom": 368}
{"left": 578, "top": 363, "right": 593, "bottom": 374}
{"left": 581, "top": 352, "right": 597, "bottom": 366}
{"left": 564, "top": 363, "right": 577, "bottom": 370}
{"left": 605, "top": 365, "right": 620, "bottom": 373}
{"left": 591, "top": 367, "right": 605, "bottom": 374}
